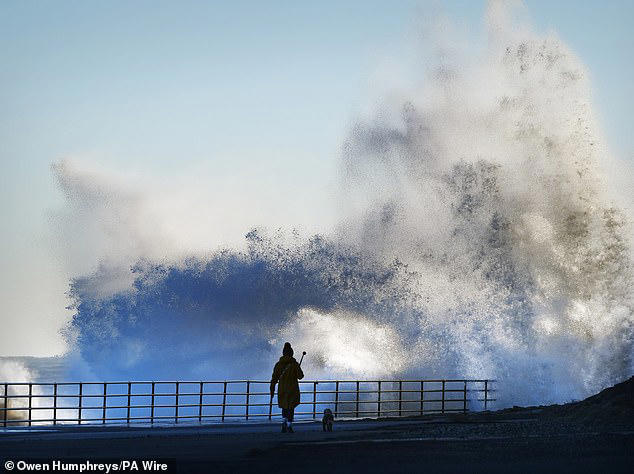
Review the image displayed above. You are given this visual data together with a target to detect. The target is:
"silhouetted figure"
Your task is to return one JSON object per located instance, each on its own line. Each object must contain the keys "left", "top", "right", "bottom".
{"left": 270, "top": 342, "right": 304, "bottom": 432}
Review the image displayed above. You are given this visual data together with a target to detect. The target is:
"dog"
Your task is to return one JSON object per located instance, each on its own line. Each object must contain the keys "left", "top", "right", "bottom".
{"left": 322, "top": 408, "right": 334, "bottom": 432}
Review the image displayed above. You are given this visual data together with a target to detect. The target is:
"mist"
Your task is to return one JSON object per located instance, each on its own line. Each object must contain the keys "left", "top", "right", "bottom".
{"left": 8, "top": 1, "right": 633, "bottom": 408}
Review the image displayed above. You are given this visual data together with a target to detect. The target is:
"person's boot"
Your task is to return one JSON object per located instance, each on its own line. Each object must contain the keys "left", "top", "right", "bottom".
{"left": 287, "top": 422, "right": 294, "bottom": 433}
{"left": 281, "top": 418, "right": 287, "bottom": 433}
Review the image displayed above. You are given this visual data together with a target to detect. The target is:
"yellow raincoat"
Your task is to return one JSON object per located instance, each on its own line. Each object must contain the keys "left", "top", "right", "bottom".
{"left": 270, "top": 355, "right": 304, "bottom": 409}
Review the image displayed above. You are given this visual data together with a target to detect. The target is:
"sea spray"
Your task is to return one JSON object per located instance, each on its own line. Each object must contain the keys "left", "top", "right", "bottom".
{"left": 59, "top": 2, "right": 633, "bottom": 407}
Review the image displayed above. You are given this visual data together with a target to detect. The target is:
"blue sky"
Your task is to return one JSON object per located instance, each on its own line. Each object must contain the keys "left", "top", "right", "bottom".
{"left": 1, "top": 0, "right": 633, "bottom": 357}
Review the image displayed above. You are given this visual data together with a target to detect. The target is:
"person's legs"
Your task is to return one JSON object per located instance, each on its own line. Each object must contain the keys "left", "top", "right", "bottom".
{"left": 286, "top": 407, "right": 295, "bottom": 432}
{"left": 281, "top": 408, "right": 289, "bottom": 432}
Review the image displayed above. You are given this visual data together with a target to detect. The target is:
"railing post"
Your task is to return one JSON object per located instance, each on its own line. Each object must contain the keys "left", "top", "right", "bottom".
{"left": 420, "top": 381, "right": 424, "bottom": 416}
{"left": 221, "top": 381, "right": 227, "bottom": 422}
{"left": 245, "top": 381, "right": 250, "bottom": 421}
{"left": 150, "top": 382, "right": 155, "bottom": 424}
{"left": 127, "top": 382, "right": 132, "bottom": 424}
{"left": 334, "top": 381, "right": 339, "bottom": 418}
{"left": 3, "top": 383, "right": 8, "bottom": 427}
{"left": 28, "top": 383, "right": 33, "bottom": 426}
{"left": 398, "top": 381, "right": 402, "bottom": 417}
{"left": 53, "top": 383, "right": 58, "bottom": 425}
{"left": 377, "top": 381, "right": 381, "bottom": 418}
{"left": 463, "top": 381, "right": 467, "bottom": 414}
{"left": 198, "top": 382, "right": 203, "bottom": 422}
{"left": 356, "top": 381, "right": 360, "bottom": 418}
{"left": 78, "top": 383, "right": 83, "bottom": 425}
{"left": 441, "top": 380, "right": 445, "bottom": 414}
{"left": 175, "top": 382, "right": 180, "bottom": 424}
{"left": 484, "top": 380, "right": 488, "bottom": 410}
{"left": 102, "top": 383, "right": 107, "bottom": 424}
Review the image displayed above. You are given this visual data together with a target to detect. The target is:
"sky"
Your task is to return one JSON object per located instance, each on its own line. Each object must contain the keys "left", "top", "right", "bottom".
{"left": 1, "top": 0, "right": 633, "bottom": 357}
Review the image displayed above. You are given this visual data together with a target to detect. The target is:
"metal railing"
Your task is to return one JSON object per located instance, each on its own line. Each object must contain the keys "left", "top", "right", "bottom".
{"left": 1, "top": 379, "right": 495, "bottom": 427}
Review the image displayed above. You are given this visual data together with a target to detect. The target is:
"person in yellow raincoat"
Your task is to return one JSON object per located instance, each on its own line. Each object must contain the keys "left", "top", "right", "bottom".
{"left": 270, "top": 342, "right": 304, "bottom": 432}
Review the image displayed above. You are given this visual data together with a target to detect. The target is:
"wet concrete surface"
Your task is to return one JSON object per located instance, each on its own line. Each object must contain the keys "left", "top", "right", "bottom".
{"left": 1, "top": 413, "right": 632, "bottom": 473}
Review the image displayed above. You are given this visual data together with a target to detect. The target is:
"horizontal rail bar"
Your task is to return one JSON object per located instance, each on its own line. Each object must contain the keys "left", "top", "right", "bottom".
{"left": 1, "top": 397, "right": 476, "bottom": 411}
{"left": 1, "top": 379, "right": 496, "bottom": 385}
{"left": 2, "top": 389, "right": 496, "bottom": 399}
